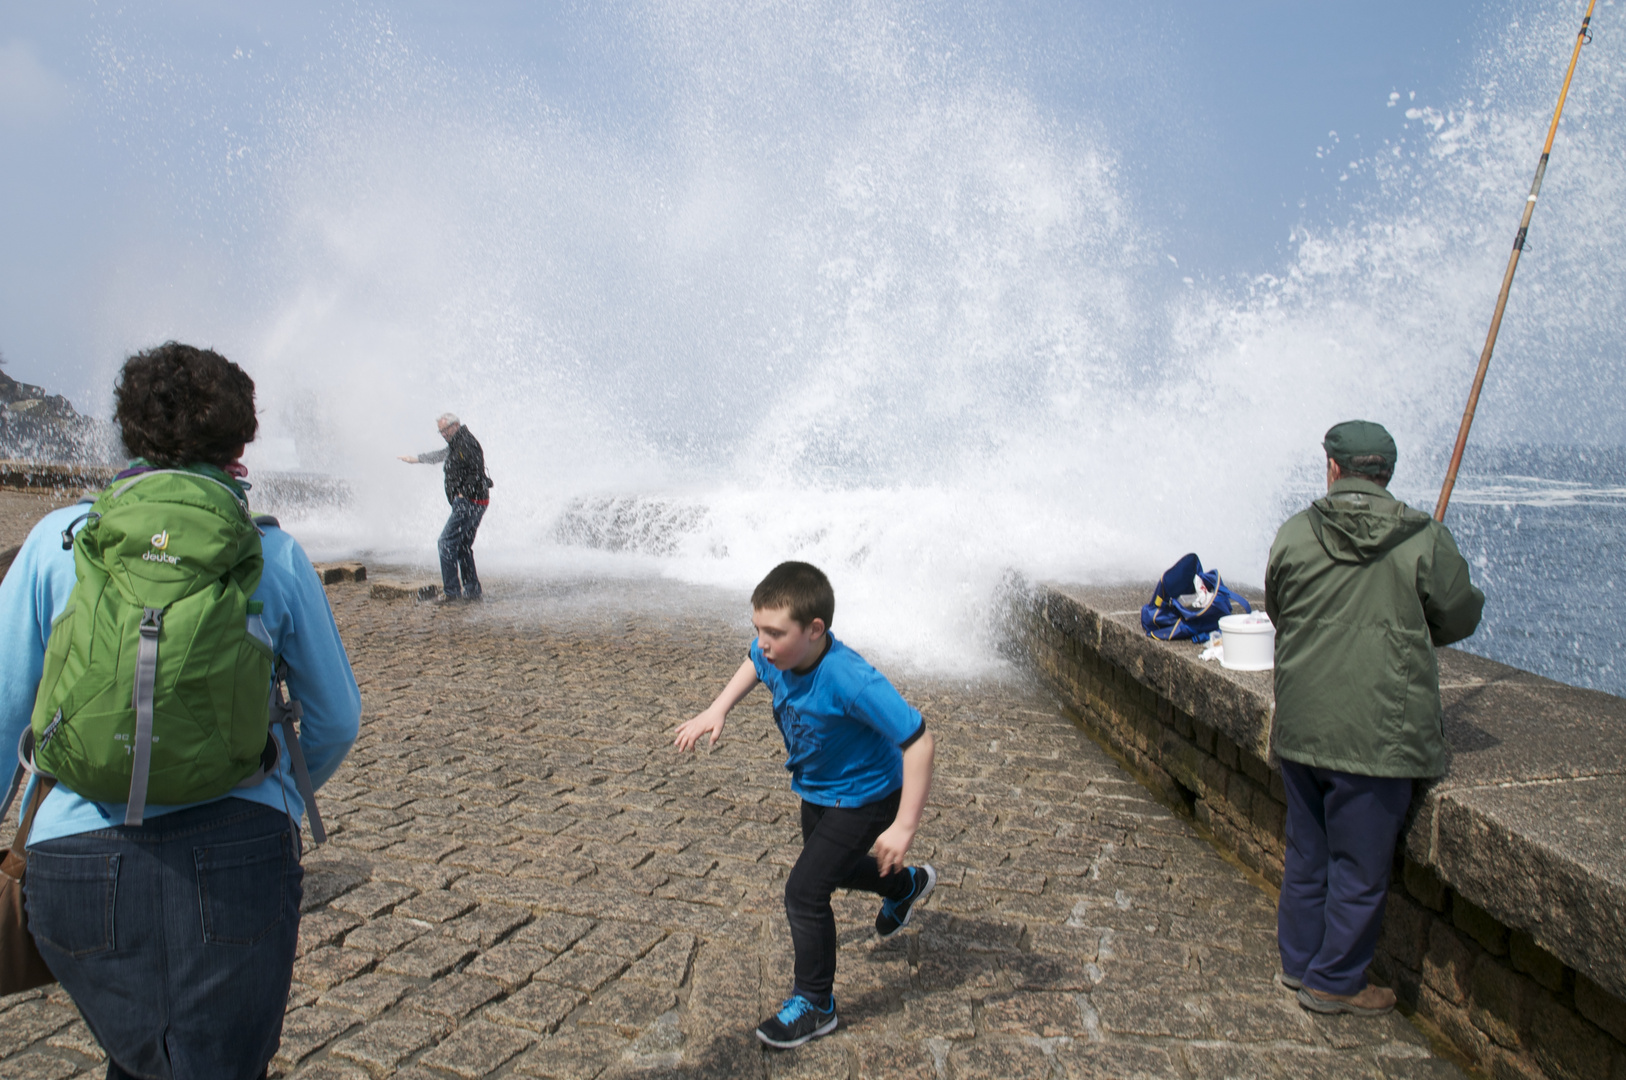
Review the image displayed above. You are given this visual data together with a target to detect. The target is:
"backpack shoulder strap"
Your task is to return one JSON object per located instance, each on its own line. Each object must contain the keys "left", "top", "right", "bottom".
{"left": 123, "top": 606, "right": 165, "bottom": 826}
{"left": 256, "top": 660, "right": 326, "bottom": 844}
{"left": 227, "top": 660, "right": 326, "bottom": 844}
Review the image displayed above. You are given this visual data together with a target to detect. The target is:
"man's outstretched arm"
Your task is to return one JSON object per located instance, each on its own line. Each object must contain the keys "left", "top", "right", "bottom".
{"left": 399, "top": 447, "right": 449, "bottom": 464}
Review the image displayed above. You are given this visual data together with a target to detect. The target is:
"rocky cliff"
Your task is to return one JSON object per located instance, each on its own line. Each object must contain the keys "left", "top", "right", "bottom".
{"left": 0, "top": 361, "right": 119, "bottom": 463}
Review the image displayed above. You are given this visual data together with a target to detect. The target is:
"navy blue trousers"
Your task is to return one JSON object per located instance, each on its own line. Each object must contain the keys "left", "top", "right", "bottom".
{"left": 437, "top": 496, "right": 486, "bottom": 599}
{"left": 26, "top": 799, "right": 301, "bottom": 1080}
{"left": 1277, "top": 760, "right": 1412, "bottom": 996}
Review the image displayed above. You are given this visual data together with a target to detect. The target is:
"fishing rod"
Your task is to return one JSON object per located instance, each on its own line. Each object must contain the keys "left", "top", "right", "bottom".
{"left": 1435, "top": 0, "right": 1598, "bottom": 522}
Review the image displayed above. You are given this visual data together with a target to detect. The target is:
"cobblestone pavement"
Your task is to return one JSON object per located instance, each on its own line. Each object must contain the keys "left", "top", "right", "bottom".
{"left": 0, "top": 489, "right": 75, "bottom": 555}
{"left": 0, "top": 519, "right": 1467, "bottom": 1078}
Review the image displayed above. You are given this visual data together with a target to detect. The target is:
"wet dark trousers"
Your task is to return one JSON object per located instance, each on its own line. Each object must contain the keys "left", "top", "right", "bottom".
{"left": 1277, "top": 760, "right": 1412, "bottom": 996}
{"left": 785, "top": 789, "right": 913, "bottom": 1003}
{"left": 24, "top": 799, "right": 302, "bottom": 1080}
{"left": 438, "top": 496, "right": 486, "bottom": 599}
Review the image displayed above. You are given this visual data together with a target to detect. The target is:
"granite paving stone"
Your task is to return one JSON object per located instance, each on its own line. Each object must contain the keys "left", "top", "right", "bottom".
{"left": 903, "top": 994, "right": 975, "bottom": 1039}
{"left": 511, "top": 913, "right": 597, "bottom": 953}
{"left": 0, "top": 515, "right": 1473, "bottom": 1078}
{"left": 293, "top": 944, "right": 376, "bottom": 991}
{"left": 393, "top": 890, "right": 478, "bottom": 924}
{"left": 850, "top": 1039, "right": 937, "bottom": 1079}
{"left": 576, "top": 984, "right": 681, "bottom": 1038}
{"left": 761, "top": 1038, "right": 847, "bottom": 1079}
{"left": 377, "top": 935, "right": 480, "bottom": 979}
{"left": 575, "top": 921, "right": 667, "bottom": 959}
{"left": 0, "top": 1000, "right": 77, "bottom": 1058}
{"left": 1062, "top": 1041, "right": 1187, "bottom": 1078}
{"left": 343, "top": 915, "right": 432, "bottom": 955}
{"left": 0, "top": 1053, "right": 81, "bottom": 1080}
{"left": 298, "top": 908, "right": 366, "bottom": 956}
{"left": 328, "top": 1011, "right": 452, "bottom": 1072}
{"left": 272, "top": 1005, "right": 363, "bottom": 1069}
{"left": 485, "top": 981, "right": 588, "bottom": 1034}
{"left": 441, "top": 903, "right": 532, "bottom": 948}
{"left": 318, "top": 972, "right": 418, "bottom": 1019}
{"left": 370, "top": 858, "right": 463, "bottom": 891}
{"left": 330, "top": 881, "right": 418, "bottom": 920}
{"left": 405, "top": 973, "right": 506, "bottom": 1020}
{"left": 289, "top": 1063, "right": 371, "bottom": 1080}
{"left": 44, "top": 1019, "right": 106, "bottom": 1063}
{"left": 946, "top": 1039, "right": 1054, "bottom": 1079}
{"left": 415, "top": 1019, "right": 535, "bottom": 1078}
{"left": 510, "top": 1026, "right": 629, "bottom": 1080}
{"left": 463, "top": 939, "right": 556, "bottom": 991}
{"left": 532, "top": 949, "right": 631, "bottom": 995}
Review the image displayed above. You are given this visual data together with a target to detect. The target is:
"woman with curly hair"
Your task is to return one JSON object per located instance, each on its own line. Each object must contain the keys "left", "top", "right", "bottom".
{"left": 0, "top": 342, "right": 361, "bottom": 1080}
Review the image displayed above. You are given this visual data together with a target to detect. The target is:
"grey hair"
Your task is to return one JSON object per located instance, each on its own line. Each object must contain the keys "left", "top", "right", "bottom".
{"left": 437, "top": 412, "right": 460, "bottom": 428}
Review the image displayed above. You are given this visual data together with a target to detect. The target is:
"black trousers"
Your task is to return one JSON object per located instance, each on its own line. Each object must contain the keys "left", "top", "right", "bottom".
{"left": 785, "top": 790, "right": 914, "bottom": 1002}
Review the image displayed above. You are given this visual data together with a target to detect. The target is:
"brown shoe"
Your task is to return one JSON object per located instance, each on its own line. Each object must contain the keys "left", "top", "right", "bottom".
{"left": 1297, "top": 984, "right": 1396, "bottom": 1016}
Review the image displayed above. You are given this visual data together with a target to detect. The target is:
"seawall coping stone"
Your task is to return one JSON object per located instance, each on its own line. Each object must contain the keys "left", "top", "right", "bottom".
{"left": 1027, "top": 580, "right": 1626, "bottom": 1005}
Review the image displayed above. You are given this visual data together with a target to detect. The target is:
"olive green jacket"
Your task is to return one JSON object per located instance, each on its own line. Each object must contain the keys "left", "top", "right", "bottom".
{"left": 1265, "top": 478, "right": 1484, "bottom": 778}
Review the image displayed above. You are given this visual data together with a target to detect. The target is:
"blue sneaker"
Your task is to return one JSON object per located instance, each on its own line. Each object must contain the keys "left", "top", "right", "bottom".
{"left": 755, "top": 994, "right": 838, "bottom": 1048}
{"left": 875, "top": 864, "right": 937, "bottom": 939}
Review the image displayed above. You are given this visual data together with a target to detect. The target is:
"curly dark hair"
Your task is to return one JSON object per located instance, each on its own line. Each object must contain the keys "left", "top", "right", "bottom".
{"left": 114, "top": 342, "right": 257, "bottom": 468}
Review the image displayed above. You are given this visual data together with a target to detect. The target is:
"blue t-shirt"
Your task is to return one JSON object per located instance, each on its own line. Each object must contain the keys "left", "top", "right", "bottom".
{"left": 750, "top": 632, "right": 924, "bottom": 808}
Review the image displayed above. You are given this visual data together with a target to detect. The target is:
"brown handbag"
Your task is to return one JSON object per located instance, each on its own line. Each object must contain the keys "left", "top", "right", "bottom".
{"left": 1, "top": 776, "right": 58, "bottom": 995}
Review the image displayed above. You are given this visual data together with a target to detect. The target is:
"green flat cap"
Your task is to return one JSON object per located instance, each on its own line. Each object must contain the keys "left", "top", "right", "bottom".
{"left": 1323, "top": 420, "right": 1397, "bottom": 477}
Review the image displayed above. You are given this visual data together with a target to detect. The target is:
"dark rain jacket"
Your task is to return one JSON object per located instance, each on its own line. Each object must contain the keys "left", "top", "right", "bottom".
{"left": 1264, "top": 477, "right": 1484, "bottom": 778}
{"left": 418, "top": 427, "right": 492, "bottom": 505}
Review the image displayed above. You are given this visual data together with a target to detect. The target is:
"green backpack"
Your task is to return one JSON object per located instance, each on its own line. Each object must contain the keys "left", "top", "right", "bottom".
{"left": 25, "top": 467, "right": 308, "bottom": 829}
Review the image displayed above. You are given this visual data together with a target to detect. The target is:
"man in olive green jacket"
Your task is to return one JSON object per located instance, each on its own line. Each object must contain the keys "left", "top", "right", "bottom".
{"left": 1265, "top": 420, "right": 1483, "bottom": 1017}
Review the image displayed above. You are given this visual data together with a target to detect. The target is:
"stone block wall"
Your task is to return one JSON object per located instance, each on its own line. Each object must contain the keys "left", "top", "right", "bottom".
{"left": 1379, "top": 866, "right": 1626, "bottom": 1080}
{"left": 1011, "top": 580, "right": 1626, "bottom": 1080}
{"left": 1029, "top": 619, "right": 1290, "bottom": 889}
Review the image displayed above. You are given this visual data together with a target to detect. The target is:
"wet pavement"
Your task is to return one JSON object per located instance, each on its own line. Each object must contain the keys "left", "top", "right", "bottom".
{"left": 0, "top": 493, "right": 1466, "bottom": 1079}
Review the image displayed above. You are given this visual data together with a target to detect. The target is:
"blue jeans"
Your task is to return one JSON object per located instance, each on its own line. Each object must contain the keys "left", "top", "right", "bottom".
{"left": 25, "top": 799, "right": 303, "bottom": 1080}
{"left": 438, "top": 497, "right": 486, "bottom": 599}
{"left": 1277, "top": 760, "right": 1412, "bottom": 996}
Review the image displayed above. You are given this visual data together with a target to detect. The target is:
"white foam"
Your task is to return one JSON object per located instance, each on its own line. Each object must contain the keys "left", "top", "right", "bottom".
{"left": 85, "top": 1, "right": 1626, "bottom": 674}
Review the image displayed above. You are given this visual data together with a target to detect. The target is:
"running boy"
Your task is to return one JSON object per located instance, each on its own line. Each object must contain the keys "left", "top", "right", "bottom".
{"left": 674, "top": 561, "right": 936, "bottom": 1049}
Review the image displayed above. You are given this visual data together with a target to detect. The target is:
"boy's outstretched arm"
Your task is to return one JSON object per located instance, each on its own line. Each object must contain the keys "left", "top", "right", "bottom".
{"left": 873, "top": 730, "right": 935, "bottom": 876}
{"left": 674, "top": 657, "right": 760, "bottom": 752}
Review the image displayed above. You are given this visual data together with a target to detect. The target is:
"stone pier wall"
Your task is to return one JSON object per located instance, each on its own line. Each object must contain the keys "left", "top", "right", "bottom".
{"left": 0, "top": 460, "right": 114, "bottom": 491}
{"left": 1010, "top": 580, "right": 1626, "bottom": 1080}
{"left": 0, "top": 459, "right": 351, "bottom": 514}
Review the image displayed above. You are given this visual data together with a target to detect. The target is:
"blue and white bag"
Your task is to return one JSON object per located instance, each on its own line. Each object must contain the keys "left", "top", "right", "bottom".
{"left": 1141, "top": 553, "right": 1252, "bottom": 643}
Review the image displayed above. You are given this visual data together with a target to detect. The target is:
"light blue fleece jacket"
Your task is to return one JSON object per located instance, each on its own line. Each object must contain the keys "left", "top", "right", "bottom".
{"left": 0, "top": 503, "right": 361, "bottom": 846}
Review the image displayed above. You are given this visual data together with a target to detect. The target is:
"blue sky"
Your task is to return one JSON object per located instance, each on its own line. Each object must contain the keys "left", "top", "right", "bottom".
{"left": 2, "top": 0, "right": 1614, "bottom": 453}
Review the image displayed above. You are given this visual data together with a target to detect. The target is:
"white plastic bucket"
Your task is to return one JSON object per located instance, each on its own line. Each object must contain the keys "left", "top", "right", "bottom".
{"left": 1218, "top": 613, "right": 1275, "bottom": 671}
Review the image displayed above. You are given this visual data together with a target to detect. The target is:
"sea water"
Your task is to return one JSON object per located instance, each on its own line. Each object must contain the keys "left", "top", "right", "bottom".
{"left": 73, "top": 1, "right": 1626, "bottom": 692}
{"left": 1439, "top": 447, "right": 1626, "bottom": 695}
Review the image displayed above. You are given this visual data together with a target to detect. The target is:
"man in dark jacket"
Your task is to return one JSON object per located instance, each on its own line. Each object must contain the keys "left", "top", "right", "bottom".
{"left": 399, "top": 413, "right": 492, "bottom": 601}
{"left": 1265, "top": 420, "right": 1483, "bottom": 1017}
